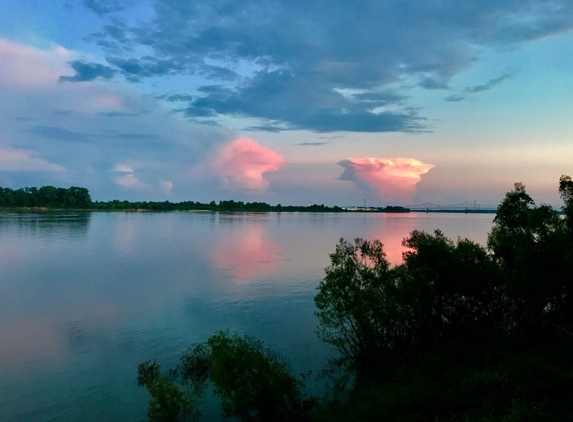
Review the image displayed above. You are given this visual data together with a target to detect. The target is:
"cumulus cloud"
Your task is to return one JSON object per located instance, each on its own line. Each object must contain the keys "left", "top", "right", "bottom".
{"left": 0, "top": 38, "right": 229, "bottom": 201}
{"left": 114, "top": 164, "right": 133, "bottom": 172}
{"left": 338, "top": 157, "right": 435, "bottom": 202}
{"left": 115, "top": 173, "right": 173, "bottom": 194}
{"left": 0, "top": 149, "right": 64, "bottom": 172}
{"left": 115, "top": 173, "right": 145, "bottom": 189}
{"left": 0, "top": 40, "right": 71, "bottom": 89}
{"left": 208, "top": 138, "right": 284, "bottom": 191}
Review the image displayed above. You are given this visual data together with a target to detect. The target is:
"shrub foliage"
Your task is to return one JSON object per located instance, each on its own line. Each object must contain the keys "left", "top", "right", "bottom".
{"left": 140, "top": 177, "right": 573, "bottom": 421}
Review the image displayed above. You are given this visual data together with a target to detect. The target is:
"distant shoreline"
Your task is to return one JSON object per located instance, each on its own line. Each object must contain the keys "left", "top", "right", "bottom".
{"left": 0, "top": 207, "right": 503, "bottom": 215}
{"left": 410, "top": 209, "right": 497, "bottom": 214}
{"left": 0, "top": 207, "right": 409, "bottom": 213}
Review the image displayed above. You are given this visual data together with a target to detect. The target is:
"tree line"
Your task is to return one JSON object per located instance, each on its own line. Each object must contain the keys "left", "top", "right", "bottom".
{"left": 0, "top": 186, "right": 349, "bottom": 212}
{"left": 91, "top": 199, "right": 347, "bottom": 213}
{"left": 137, "top": 175, "right": 573, "bottom": 421}
{"left": 0, "top": 186, "right": 92, "bottom": 208}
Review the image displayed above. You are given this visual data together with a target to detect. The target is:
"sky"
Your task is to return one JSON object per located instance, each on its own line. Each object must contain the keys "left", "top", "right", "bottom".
{"left": 1, "top": 0, "right": 572, "bottom": 207}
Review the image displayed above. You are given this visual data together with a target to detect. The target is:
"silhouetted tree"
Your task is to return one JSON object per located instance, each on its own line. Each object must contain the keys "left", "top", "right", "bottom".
{"left": 139, "top": 177, "right": 573, "bottom": 421}
{"left": 138, "top": 331, "right": 316, "bottom": 422}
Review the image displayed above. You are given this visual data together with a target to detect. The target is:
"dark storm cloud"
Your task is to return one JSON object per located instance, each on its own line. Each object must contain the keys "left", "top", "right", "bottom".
{"left": 59, "top": 60, "right": 116, "bottom": 82}
{"left": 86, "top": 0, "right": 573, "bottom": 132}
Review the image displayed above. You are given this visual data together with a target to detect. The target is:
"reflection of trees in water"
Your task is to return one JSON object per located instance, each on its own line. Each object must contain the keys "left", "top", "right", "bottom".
{"left": 0, "top": 212, "right": 92, "bottom": 239}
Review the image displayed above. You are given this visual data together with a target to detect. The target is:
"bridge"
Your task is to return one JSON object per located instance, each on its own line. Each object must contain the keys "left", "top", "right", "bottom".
{"left": 404, "top": 201, "right": 498, "bottom": 213}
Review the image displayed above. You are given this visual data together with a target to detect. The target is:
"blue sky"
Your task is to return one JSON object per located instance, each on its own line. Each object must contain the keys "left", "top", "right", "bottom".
{"left": 1, "top": 0, "right": 572, "bottom": 206}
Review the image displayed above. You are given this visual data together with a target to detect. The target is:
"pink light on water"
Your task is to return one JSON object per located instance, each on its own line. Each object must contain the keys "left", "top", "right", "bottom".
{"left": 212, "top": 221, "right": 281, "bottom": 282}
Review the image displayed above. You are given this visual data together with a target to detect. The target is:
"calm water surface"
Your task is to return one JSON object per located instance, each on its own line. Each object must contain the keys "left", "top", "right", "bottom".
{"left": 0, "top": 211, "right": 494, "bottom": 421}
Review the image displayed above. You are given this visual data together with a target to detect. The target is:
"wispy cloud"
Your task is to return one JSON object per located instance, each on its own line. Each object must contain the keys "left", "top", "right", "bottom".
{"left": 445, "top": 69, "right": 518, "bottom": 102}
{"left": 418, "top": 77, "right": 450, "bottom": 90}
{"left": 295, "top": 142, "right": 331, "bottom": 146}
{"left": 444, "top": 94, "right": 467, "bottom": 102}
{"left": 464, "top": 69, "right": 518, "bottom": 93}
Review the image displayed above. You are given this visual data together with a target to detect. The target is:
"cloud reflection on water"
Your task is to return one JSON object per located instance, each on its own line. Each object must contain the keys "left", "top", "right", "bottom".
{"left": 0, "top": 211, "right": 495, "bottom": 422}
{"left": 0, "top": 320, "right": 63, "bottom": 366}
{"left": 211, "top": 214, "right": 282, "bottom": 282}
{"left": 368, "top": 214, "right": 418, "bottom": 266}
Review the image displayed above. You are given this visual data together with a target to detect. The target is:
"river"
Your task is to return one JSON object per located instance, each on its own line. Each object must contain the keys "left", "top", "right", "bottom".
{"left": 0, "top": 211, "right": 494, "bottom": 421}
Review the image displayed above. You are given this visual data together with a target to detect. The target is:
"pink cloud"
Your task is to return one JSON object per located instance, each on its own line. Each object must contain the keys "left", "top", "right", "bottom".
{"left": 210, "top": 138, "right": 284, "bottom": 190}
{"left": 0, "top": 39, "right": 71, "bottom": 90}
{"left": 339, "top": 157, "right": 435, "bottom": 202}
